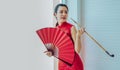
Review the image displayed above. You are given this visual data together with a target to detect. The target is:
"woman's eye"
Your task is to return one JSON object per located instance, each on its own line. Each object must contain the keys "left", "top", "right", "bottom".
{"left": 59, "top": 11, "right": 63, "bottom": 14}
{"left": 59, "top": 11, "right": 67, "bottom": 14}
{"left": 65, "top": 11, "right": 68, "bottom": 14}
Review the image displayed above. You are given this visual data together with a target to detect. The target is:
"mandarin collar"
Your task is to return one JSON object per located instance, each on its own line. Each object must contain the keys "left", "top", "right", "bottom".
{"left": 57, "top": 21, "right": 67, "bottom": 27}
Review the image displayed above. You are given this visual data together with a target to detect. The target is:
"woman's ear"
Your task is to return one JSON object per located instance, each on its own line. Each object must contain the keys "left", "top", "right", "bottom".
{"left": 54, "top": 13, "right": 56, "bottom": 17}
{"left": 54, "top": 13, "right": 57, "bottom": 19}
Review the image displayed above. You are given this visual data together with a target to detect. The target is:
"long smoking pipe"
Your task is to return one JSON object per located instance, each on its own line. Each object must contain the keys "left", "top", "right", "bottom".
{"left": 70, "top": 18, "right": 114, "bottom": 57}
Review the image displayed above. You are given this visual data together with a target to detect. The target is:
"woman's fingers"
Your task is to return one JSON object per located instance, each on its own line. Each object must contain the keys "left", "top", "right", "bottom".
{"left": 44, "top": 51, "right": 48, "bottom": 53}
{"left": 44, "top": 51, "right": 53, "bottom": 57}
{"left": 76, "top": 27, "right": 85, "bottom": 37}
{"left": 79, "top": 27, "right": 85, "bottom": 35}
{"left": 47, "top": 52, "right": 52, "bottom": 57}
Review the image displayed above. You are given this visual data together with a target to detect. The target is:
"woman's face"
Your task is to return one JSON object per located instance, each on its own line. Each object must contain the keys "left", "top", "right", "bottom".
{"left": 54, "top": 6, "right": 68, "bottom": 23}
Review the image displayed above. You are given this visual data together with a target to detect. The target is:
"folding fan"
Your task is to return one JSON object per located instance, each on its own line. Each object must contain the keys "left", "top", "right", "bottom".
{"left": 36, "top": 27, "right": 75, "bottom": 66}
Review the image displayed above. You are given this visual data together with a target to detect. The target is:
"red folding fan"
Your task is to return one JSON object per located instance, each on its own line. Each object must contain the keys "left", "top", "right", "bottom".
{"left": 36, "top": 27, "right": 75, "bottom": 66}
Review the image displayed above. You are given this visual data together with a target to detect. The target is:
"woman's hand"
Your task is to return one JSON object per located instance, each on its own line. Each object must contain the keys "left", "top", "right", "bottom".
{"left": 44, "top": 51, "right": 53, "bottom": 57}
{"left": 76, "top": 27, "right": 85, "bottom": 38}
{"left": 71, "top": 26, "right": 85, "bottom": 53}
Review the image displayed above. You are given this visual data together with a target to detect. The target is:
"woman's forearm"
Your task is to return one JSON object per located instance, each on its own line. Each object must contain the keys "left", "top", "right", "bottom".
{"left": 75, "top": 35, "right": 82, "bottom": 54}
{"left": 71, "top": 26, "right": 84, "bottom": 54}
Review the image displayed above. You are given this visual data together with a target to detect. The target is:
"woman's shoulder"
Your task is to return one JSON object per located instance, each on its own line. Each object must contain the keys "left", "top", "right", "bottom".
{"left": 66, "top": 22, "right": 74, "bottom": 27}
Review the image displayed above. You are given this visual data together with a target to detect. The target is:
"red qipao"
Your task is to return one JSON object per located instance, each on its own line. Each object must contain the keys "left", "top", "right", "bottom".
{"left": 56, "top": 22, "right": 84, "bottom": 70}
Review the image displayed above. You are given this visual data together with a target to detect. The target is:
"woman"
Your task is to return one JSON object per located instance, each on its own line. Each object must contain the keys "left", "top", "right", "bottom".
{"left": 45, "top": 4, "right": 84, "bottom": 70}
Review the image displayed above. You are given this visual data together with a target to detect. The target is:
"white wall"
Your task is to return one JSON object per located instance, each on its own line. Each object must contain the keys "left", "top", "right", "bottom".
{"left": 0, "top": 0, "right": 54, "bottom": 70}
{"left": 84, "top": 0, "right": 120, "bottom": 70}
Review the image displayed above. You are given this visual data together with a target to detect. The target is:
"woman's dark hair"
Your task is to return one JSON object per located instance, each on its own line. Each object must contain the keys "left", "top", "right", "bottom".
{"left": 54, "top": 4, "right": 69, "bottom": 26}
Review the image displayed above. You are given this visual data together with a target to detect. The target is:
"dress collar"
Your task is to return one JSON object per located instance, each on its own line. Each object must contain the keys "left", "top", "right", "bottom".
{"left": 57, "top": 21, "right": 67, "bottom": 27}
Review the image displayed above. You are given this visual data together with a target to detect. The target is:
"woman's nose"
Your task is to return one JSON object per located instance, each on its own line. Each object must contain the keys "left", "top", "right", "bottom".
{"left": 62, "top": 12, "right": 67, "bottom": 16}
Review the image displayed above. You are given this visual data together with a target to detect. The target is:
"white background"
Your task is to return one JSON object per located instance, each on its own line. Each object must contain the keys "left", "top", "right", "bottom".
{"left": 0, "top": 0, "right": 54, "bottom": 70}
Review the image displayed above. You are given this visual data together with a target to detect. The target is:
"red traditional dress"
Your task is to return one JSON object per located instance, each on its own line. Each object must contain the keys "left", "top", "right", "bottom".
{"left": 56, "top": 22, "right": 84, "bottom": 70}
